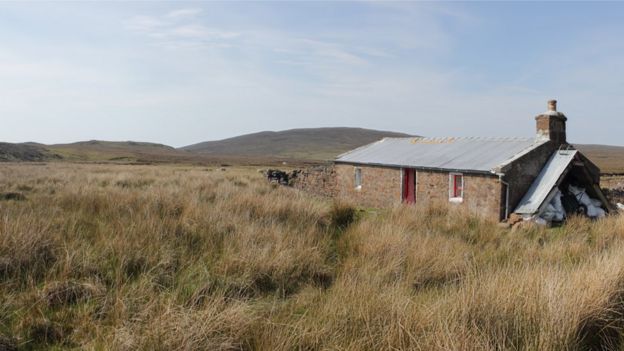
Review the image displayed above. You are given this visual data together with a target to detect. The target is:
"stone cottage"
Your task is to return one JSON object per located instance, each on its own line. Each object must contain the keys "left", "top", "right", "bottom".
{"left": 293, "top": 100, "right": 612, "bottom": 222}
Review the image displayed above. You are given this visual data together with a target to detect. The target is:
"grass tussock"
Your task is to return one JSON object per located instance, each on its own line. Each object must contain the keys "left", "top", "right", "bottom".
{"left": 1, "top": 163, "right": 624, "bottom": 350}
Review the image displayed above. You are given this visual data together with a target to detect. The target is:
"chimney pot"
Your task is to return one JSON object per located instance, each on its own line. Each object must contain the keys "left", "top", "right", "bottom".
{"left": 548, "top": 100, "right": 557, "bottom": 111}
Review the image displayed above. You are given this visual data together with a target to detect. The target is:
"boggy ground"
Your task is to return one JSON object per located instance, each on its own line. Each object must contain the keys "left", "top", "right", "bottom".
{"left": 1, "top": 163, "right": 624, "bottom": 350}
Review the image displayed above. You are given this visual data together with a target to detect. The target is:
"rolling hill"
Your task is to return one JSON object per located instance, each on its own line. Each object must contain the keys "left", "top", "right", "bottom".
{"left": 182, "top": 128, "right": 624, "bottom": 173}
{"left": 1, "top": 128, "right": 624, "bottom": 174}
{"left": 46, "top": 140, "right": 187, "bottom": 163}
{"left": 181, "top": 127, "right": 413, "bottom": 160}
{"left": 0, "top": 142, "right": 61, "bottom": 162}
{"left": 0, "top": 128, "right": 413, "bottom": 166}
{"left": 575, "top": 144, "right": 624, "bottom": 174}
{"left": 0, "top": 140, "right": 196, "bottom": 164}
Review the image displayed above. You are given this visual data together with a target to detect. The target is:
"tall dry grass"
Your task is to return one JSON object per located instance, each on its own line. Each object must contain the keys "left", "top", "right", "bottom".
{"left": 0, "top": 163, "right": 624, "bottom": 350}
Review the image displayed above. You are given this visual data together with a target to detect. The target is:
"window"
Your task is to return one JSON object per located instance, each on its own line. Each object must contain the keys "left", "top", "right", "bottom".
{"left": 354, "top": 167, "right": 362, "bottom": 190}
{"left": 449, "top": 173, "right": 463, "bottom": 202}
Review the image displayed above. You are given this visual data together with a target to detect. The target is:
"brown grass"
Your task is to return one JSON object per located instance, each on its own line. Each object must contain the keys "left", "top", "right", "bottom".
{"left": 1, "top": 163, "right": 624, "bottom": 350}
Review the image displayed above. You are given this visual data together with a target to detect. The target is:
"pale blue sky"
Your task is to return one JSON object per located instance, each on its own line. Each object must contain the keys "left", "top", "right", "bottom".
{"left": 1, "top": 2, "right": 623, "bottom": 147}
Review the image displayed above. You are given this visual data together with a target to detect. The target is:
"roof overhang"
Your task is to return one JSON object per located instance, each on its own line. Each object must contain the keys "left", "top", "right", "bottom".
{"left": 333, "top": 160, "right": 497, "bottom": 176}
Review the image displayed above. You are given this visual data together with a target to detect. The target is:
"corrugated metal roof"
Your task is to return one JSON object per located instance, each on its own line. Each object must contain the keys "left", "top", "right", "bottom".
{"left": 335, "top": 137, "right": 548, "bottom": 173}
{"left": 514, "top": 150, "right": 578, "bottom": 215}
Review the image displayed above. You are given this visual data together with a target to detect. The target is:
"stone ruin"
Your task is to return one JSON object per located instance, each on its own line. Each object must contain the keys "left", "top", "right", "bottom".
{"left": 266, "top": 169, "right": 301, "bottom": 186}
{"left": 266, "top": 165, "right": 337, "bottom": 198}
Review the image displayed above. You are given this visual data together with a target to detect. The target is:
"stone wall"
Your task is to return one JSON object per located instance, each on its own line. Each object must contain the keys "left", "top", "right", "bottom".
{"left": 293, "top": 163, "right": 506, "bottom": 221}
{"left": 332, "top": 163, "right": 503, "bottom": 220}
{"left": 415, "top": 171, "right": 503, "bottom": 220}
{"left": 501, "top": 142, "right": 556, "bottom": 212}
{"left": 292, "top": 165, "right": 337, "bottom": 198}
{"left": 334, "top": 163, "right": 402, "bottom": 208}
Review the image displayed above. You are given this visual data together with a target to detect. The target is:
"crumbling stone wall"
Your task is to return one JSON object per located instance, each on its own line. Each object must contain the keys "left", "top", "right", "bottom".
{"left": 603, "top": 188, "right": 624, "bottom": 205}
{"left": 292, "top": 165, "right": 337, "bottom": 198}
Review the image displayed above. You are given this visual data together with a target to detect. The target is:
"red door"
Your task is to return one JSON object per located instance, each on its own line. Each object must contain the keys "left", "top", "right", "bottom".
{"left": 403, "top": 169, "right": 416, "bottom": 204}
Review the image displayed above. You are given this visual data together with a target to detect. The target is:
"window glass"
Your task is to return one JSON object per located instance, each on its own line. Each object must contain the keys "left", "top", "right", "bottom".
{"left": 354, "top": 168, "right": 362, "bottom": 189}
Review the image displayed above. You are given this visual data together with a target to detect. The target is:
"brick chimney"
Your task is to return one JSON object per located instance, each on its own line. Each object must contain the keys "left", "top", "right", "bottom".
{"left": 535, "top": 99, "right": 567, "bottom": 146}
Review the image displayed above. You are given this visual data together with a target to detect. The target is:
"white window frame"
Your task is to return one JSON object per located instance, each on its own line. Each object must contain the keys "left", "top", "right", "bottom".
{"left": 449, "top": 172, "right": 464, "bottom": 203}
{"left": 399, "top": 167, "right": 404, "bottom": 201}
{"left": 354, "top": 167, "right": 362, "bottom": 190}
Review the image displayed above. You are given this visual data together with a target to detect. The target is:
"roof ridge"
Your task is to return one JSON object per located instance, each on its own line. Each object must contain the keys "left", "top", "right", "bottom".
{"left": 385, "top": 136, "right": 536, "bottom": 142}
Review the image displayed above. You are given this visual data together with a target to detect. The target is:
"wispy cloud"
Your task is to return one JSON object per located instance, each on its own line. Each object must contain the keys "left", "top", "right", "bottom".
{"left": 268, "top": 36, "right": 371, "bottom": 70}
{"left": 2, "top": 2, "right": 623, "bottom": 146}
{"left": 170, "top": 24, "right": 239, "bottom": 40}
{"left": 125, "top": 9, "right": 240, "bottom": 50}
{"left": 165, "top": 8, "right": 202, "bottom": 19}
{"left": 124, "top": 15, "right": 167, "bottom": 33}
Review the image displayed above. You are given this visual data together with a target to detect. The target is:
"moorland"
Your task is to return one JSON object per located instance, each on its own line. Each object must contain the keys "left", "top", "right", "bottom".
{"left": 1, "top": 163, "right": 624, "bottom": 350}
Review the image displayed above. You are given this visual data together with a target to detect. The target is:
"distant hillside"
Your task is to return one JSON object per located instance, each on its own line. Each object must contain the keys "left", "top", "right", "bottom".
{"left": 182, "top": 127, "right": 413, "bottom": 160}
{"left": 47, "top": 140, "right": 187, "bottom": 162}
{"left": 182, "top": 127, "right": 624, "bottom": 172}
{"left": 0, "top": 142, "right": 60, "bottom": 162}
{"left": 575, "top": 144, "right": 624, "bottom": 174}
{"left": 2, "top": 130, "right": 623, "bottom": 173}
